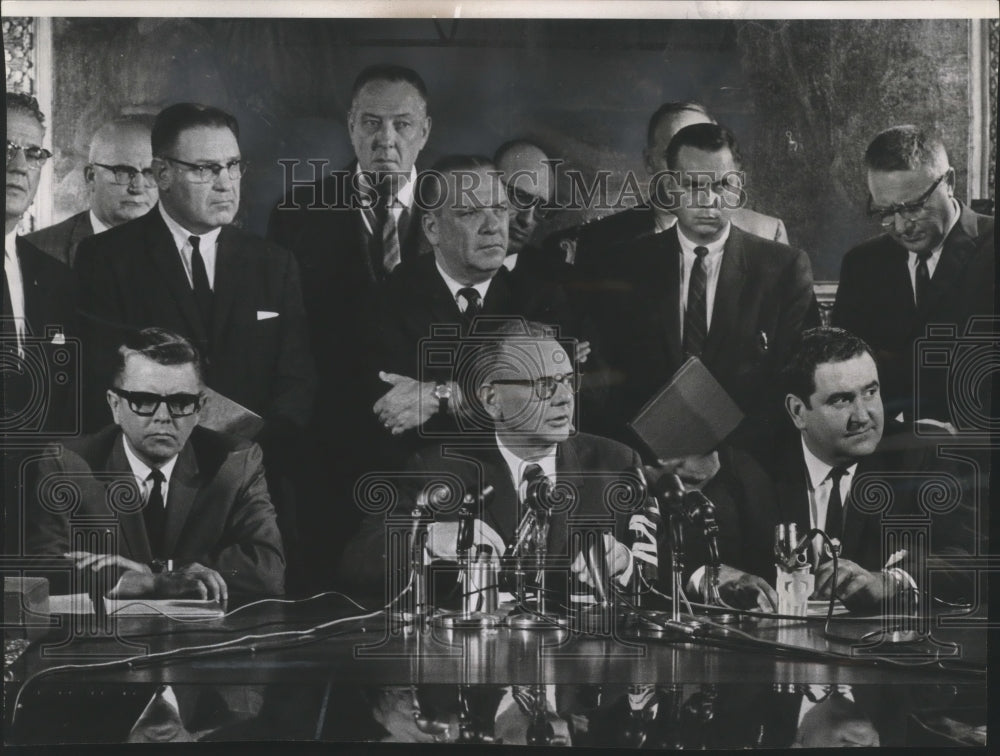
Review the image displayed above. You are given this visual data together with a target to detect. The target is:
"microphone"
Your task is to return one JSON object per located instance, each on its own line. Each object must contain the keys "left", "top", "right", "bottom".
{"left": 649, "top": 472, "right": 685, "bottom": 514}
{"left": 627, "top": 466, "right": 661, "bottom": 588}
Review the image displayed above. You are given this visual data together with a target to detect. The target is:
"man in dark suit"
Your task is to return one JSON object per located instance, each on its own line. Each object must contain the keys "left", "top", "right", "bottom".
{"left": 587, "top": 122, "right": 818, "bottom": 446}
{"left": 547, "top": 101, "right": 788, "bottom": 267}
{"left": 4, "top": 92, "right": 78, "bottom": 553}
{"left": 693, "top": 327, "right": 974, "bottom": 612}
{"left": 75, "top": 102, "right": 316, "bottom": 440}
{"left": 373, "top": 155, "right": 583, "bottom": 442}
{"left": 26, "top": 115, "right": 158, "bottom": 267}
{"left": 27, "top": 328, "right": 285, "bottom": 598}
{"left": 833, "top": 125, "right": 995, "bottom": 426}
{"left": 342, "top": 323, "right": 643, "bottom": 595}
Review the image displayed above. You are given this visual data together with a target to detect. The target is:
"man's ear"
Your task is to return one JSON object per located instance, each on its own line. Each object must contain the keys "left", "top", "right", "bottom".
{"left": 784, "top": 393, "right": 808, "bottom": 431}
{"left": 944, "top": 165, "right": 956, "bottom": 195}
{"left": 642, "top": 146, "right": 656, "bottom": 176}
{"left": 107, "top": 390, "right": 122, "bottom": 425}
{"left": 478, "top": 384, "right": 501, "bottom": 420}
{"left": 83, "top": 165, "right": 95, "bottom": 185}
{"left": 151, "top": 157, "right": 171, "bottom": 192}
{"left": 422, "top": 210, "right": 438, "bottom": 246}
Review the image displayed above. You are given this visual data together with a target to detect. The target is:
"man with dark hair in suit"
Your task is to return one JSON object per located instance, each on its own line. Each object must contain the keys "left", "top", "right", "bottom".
{"left": 691, "top": 327, "right": 974, "bottom": 612}
{"left": 833, "top": 125, "right": 994, "bottom": 426}
{"left": 27, "top": 327, "right": 285, "bottom": 598}
{"left": 342, "top": 321, "right": 641, "bottom": 593}
{"left": 4, "top": 91, "right": 78, "bottom": 552}
{"left": 549, "top": 101, "right": 788, "bottom": 266}
{"left": 588, "top": 122, "right": 818, "bottom": 449}
{"left": 26, "top": 115, "right": 158, "bottom": 267}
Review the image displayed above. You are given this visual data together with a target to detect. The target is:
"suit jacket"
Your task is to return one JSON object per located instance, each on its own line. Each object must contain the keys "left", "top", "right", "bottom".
{"left": 833, "top": 203, "right": 995, "bottom": 424}
{"left": 74, "top": 207, "right": 316, "bottom": 436}
{"left": 2, "top": 236, "right": 78, "bottom": 435}
{"left": 26, "top": 425, "right": 286, "bottom": 595}
{"left": 703, "top": 425, "right": 975, "bottom": 601}
{"left": 546, "top": 203, "right": 789, "bottom": 268}
{"left": 586, "top": 225, "right": 819, "bottom": 441}
{"left": 339, "top": 431, "right": 644, "bottom": 589}
{"left": 23, "top": 210, "right": 94, "bottom": 267}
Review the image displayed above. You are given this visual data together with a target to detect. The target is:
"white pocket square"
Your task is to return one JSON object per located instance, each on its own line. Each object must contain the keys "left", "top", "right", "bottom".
{"left": 51, "top": 332, "right": 66, "bottom": 345}
{"left": 257, "top": 311, "right": 279, "bottom": 321}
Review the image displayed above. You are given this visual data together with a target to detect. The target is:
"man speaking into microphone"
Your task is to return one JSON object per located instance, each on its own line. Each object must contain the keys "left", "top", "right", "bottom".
{"left": 339, "top": 320, "right": 651, "bottom": 599}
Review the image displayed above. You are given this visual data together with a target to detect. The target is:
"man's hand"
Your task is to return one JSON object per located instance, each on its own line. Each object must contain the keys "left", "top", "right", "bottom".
{"left": 575, "top": 340, "right": 592, "bottom": 364}
{"left": 570, "top": 533, "right": 631, "bottom": 587}
{"left": 426, "top": 520, "right": 506, "bottom": 561}
{"left": 652, "top": 451, "right": 720, "bottom": 489}
{"left": 374, "top": 373, "right": 438, "bottom": 435}
{"left": 706, "top": 564, "right": 778, "bottom": 612}
{"left": 108, "top": 562, "right": 228, "bottom": 603}
{"left": 65, "top": 551, "right": 151, "bottom": 575}
{"left": 813, "top": 559, "right": 899, "bottom": 612}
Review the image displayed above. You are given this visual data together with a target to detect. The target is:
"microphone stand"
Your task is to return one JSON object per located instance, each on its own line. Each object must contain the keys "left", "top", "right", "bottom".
{"left": 683, "top": 491, "right": 737, "bottom": 624}
{"left": 434, "top": 486, "right": 500, "bottom": 630}
{"left": 507, "top": 477, "right": 564, "bottom": 631}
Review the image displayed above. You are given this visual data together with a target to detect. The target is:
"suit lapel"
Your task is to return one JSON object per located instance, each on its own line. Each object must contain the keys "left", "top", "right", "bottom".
{"left": 146, "top": 209, "right": 210, "bottom": 345}
{"left": 425, "top": 259, "right": 463, "bottom": 323}
{"left": 654, "top": 230, "right": 683, "bottom": 367}
{"left": 211, "top": 227, "right": 247, "bottom": 347}
{"left": 919, "top": 209, "right": 977, "bottom": 319}
{"left": 550, "top": 438, "right": 583, "bottom": 556}
{"left": 703, "top": 226, "right": 747, "bottom": 363}
{"left": 774, "top": 443, "right": 812, "bottom": 530}
{"left": 107, "top": 435, "right": 152, "bottom": 562}
{"left": 15, "top": 239, "right": 44, "bottom": 335}
{"left": 163, "top": 441, "right": 201, "bottom": 557}
{"left": 68, "top": 212, "right": 94, "bottom": 266}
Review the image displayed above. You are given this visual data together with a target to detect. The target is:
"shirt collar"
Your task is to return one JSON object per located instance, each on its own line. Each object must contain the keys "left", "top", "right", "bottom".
{"left": 157, "top": 203, "right": 223, "bottom": 252}
{"left": 89, "top": 210, "right": 112, "bottom": 236}
{"left": 121, "top": 433, "right": 180, "bottom": 487}
{"left": 495, "top": 433, "right": 558, "bottom": 485}
{"left": 354, "top": 163, "right": 418, "bottom": 209}
{"left": 502, "top": 253, "right": 518, "bottom": 271}
{"left": 677, "top": 222, "right": 730, "bottom": 258}
{"left": 435, "top": 259, "right": 493, "bottom": 303}
{"left": 4, "top": 230, "right": 17, "bottom": 261}
{"left": 652, "top": 209, "right": 678, "bottom": 234}
{"left": 800, "top": 437, "right": 858, "bottom": 490}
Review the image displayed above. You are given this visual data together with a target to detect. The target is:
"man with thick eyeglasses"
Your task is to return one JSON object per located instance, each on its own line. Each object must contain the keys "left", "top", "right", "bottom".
{"left": 27, "top": 327, "right": 285, "bottom": 599}
{"left": 833, "top": 125, "right": 994, "bottom": 425}
{"left": 494, "top": 140, "right": 567, "bottom": 281}
{"left": 26, "top": 115, "right": 158, "bottom": 267}
{"left": 342, "top": 320, "right": 646, "bottom": 595}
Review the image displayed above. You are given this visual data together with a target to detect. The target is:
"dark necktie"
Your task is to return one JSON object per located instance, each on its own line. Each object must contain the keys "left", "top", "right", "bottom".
{"left": 683, "top": 245, "right": 710, "bottom": 357}
{"left": 457, "top": 287, "right": 483, "bottom": 323}
{"left": 914, "top": 250, "right": 931, "bottom": 309}
{"left": 143, "top": 468, "right": 166, "bottom": 559}
{"left": 824, "top": 465, "right": 850, "bottom": 543}
{"left": 188, "top": 235, "right": 213, "bottom": 331}
{"left": 372, "top": 183, "right": 401, "bottom": 274}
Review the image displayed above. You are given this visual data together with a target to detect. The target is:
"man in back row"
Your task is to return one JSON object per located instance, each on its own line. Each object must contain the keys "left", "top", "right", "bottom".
{"left": 26, "top": 115, "right": 158, "bottom": 267}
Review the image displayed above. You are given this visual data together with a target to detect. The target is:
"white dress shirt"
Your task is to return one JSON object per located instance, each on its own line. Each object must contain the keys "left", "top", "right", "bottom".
{"left": 158, "top": 204, "right": 221, "bottom": 289}
{"left": 122, "top": 435, "right": 180, "bottom": 508}
{"left": 435, "top": 261, "right": 493, "bottom": 313}
{"left": 801, "top": 440, "right": 857, "bottom": 562}
{"left": 89, "top": 210, "right": 112, "bottom": 236}
{"left": 4, "top": 230, "right": 26, "bottom": 355}
{"left": 355, "top": 164, "right": 417, "bottom": 235}
{"left": 905, "top": 197, "right": 960, "bottom": 303}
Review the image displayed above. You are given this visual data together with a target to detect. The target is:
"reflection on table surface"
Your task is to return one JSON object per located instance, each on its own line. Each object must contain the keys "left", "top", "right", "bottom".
{"left": 4, "top": 592, "right": 988, "bottom": 747}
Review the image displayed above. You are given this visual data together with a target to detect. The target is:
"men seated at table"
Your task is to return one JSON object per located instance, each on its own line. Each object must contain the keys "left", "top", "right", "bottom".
{"left": 693, "top": 326, "right": 975, "bottom": 612}
{"left": 27, "top": 327, "right": 285, "bottom": 599}
{"left": 341, "top": 320, "right": 646, "bottom": 598}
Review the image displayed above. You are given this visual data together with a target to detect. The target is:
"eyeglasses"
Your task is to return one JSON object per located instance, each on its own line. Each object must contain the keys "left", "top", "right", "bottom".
{"left": 91, "top": 162, "right": 157, "bottom": 186}
{"left": 505, "top": 185, "right": 555, "bottom": 221}
{"left": 111, "top": 388, "right": 203, "bottom": 417}
{"left": 492, "top": 373, "right": 581, "bottom": 400}
{"left": 867, "top": 173, "right": 947, "bottom": 228}
{"left": 6, "top": 140, "right": 52, "bottom": 169}
{"left": 161, "top": 156, "right": 247, "bottom": 184}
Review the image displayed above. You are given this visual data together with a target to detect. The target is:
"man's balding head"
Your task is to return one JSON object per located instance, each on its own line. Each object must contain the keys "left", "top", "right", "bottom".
{"left": 86, "top": 115, "right": 158, "bottom": 227}
{"left": 495, "top": 140, "right": 555, "bottom": 255}
{"left": 643, "top": 101, "right": 714, "bottom": 175}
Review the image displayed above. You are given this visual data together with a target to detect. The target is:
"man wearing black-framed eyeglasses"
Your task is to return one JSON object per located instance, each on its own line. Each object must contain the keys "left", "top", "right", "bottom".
{"left": 27, "top": 327, "right": 285, "bottom": 600}
{"left": 26, "top": 115, "right": 157, "bottom": 267}
{"left": 833, "top": 125, "right": 994, "bottom": 425}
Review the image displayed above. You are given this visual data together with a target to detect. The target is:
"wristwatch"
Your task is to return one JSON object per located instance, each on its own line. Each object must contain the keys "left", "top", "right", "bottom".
{"left": 433, "top": 382, "right": 452, "bottom": 415}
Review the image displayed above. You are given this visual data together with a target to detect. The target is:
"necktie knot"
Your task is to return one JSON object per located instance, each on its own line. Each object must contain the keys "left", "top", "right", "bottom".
{"left": 188, "top": 235, "right": 200, "bottom": 252}
{"left": 521, "top": 463, "right": 545, "bottom": 485}
{"left": 915, "top": 248, "right": 933, "bottom": 262}
{"left": 828, "top": 465, "right": 849, "bottom": 485}
{"left": 693, "top": 245, "right": 709, "bottom": 259}
{"left": 456, "top": 287, "right": 482, "bottom": 317}
{"left": 148, "top": 468, "right": 165, "bottom": 488}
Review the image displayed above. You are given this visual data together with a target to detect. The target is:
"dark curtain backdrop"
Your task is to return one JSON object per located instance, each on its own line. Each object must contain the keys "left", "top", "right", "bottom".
{"left": 48, "top": 18, "right": 973, "bottom": 279}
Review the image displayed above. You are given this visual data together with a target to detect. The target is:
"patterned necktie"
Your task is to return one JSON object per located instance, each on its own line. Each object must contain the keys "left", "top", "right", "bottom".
{"left": 188, "top": 235, "right": 213, "bottom": 331}
{"left": 824, "top": 466, "right": 850, "bottom": 543}
{"left": 143, "top": 468, "right": 167, "bottom": 559}
{"left": 914, "top": 249, "right": 931, "bottom": 309}
{"left": 374, "top": 183, "right": 401, "bottom": 273}
{"left": 457, "top": 287, "right": 483, "bottom": 323}
{"left": 683, "top": 246, "right": 710, "bottom": 356}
